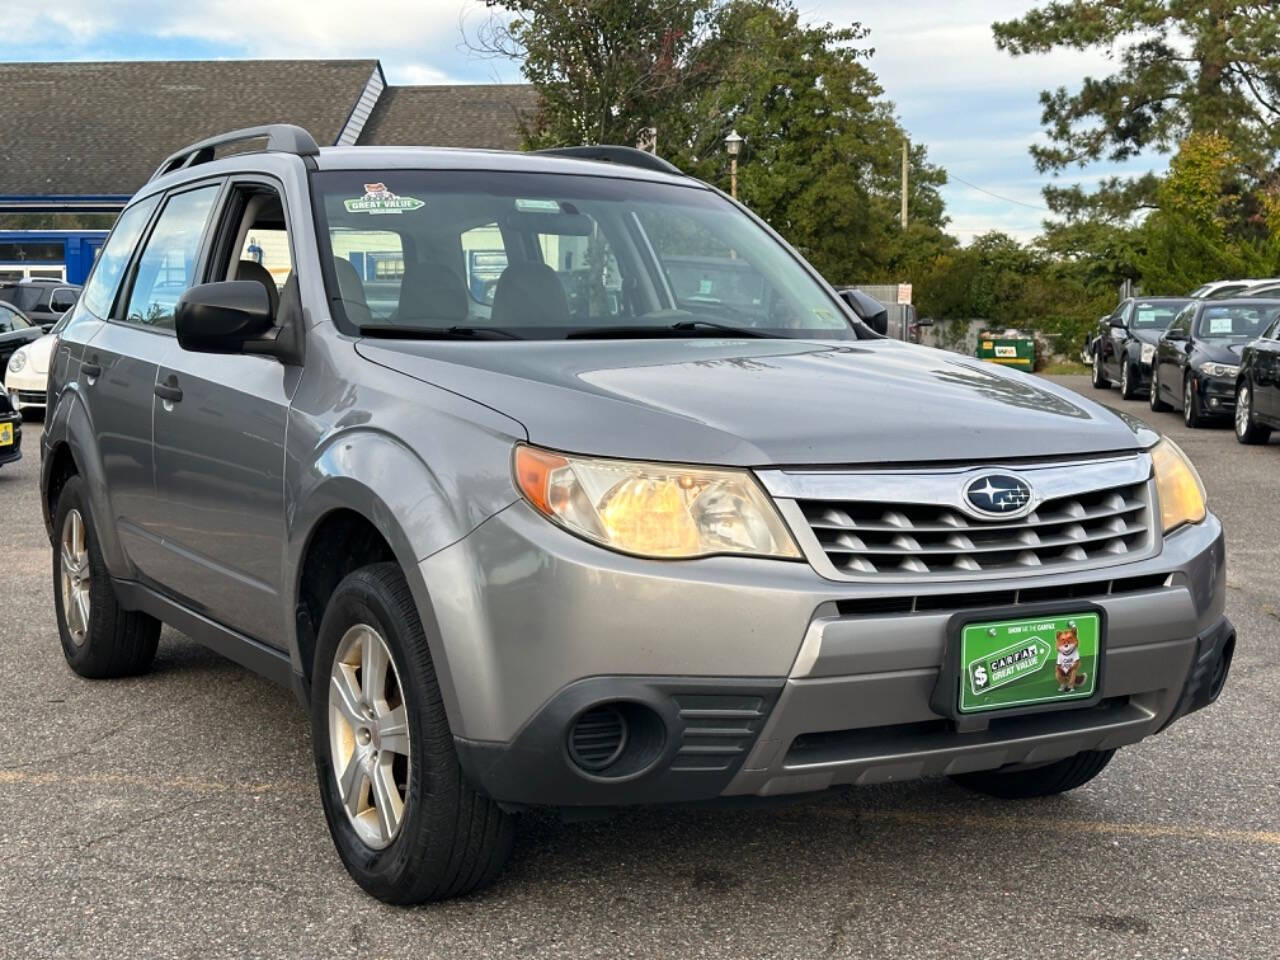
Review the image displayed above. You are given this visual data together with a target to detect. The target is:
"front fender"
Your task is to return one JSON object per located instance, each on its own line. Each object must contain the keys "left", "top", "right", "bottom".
{"left": 43, "top": 382, "right": 134, "bottom": 579}
{"left": 285, "top": 425, "right": 522, "bottom": 725}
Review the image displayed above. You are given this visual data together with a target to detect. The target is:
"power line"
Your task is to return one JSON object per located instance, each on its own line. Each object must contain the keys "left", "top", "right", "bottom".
{"left": 948, "top": 173, "right": 1051, "bottom": 212}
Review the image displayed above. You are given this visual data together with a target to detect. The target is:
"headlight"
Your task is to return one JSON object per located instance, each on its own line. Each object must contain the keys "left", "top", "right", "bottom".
{"left": 1151, "top": 438, "right": 1206, "bottom": 533}
{"left": 7, "top": 349, "right": 24, "bottom": 373}
{"left": 513, "top": 445, "right": 801, "bottom": 560}
{"left": 1199, "top": 362, "right": 1239, "bottom": 378}
{"left": 1140, "top": 343, "right": 1155, "bottom": 364}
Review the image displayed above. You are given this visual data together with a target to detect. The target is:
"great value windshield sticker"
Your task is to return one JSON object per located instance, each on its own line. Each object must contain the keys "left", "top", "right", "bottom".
{"left": 344, "top": 183, "right": 426, "bottom": 215}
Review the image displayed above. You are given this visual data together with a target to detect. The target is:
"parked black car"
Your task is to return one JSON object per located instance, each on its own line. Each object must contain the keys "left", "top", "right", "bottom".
{"left": 0, "top": 279, "right": 81, "bottom": 331}
{"left": 1234, "top": 311, "right": 1280, "bottom": 444}
{"left": 0, "top": 387, "right": 21, "bottom": 468}
{"left": 1091, "top": 297, "right": 1190, "bottom": 399}
{"left": 1150, "top": 299, "right": 1280, "bottom": 427}
{"left": 0, "top": 301, "right": 44, "bottom": 371}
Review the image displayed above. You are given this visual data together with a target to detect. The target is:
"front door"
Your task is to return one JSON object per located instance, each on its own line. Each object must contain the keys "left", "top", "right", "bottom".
{"left": 149, "top": 179, "right": 299, "bottom": 646}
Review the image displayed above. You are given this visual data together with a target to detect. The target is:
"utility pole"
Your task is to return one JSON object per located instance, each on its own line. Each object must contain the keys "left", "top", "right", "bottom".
{"left": 900, "top": 138, "right": 909, "bottom": 229}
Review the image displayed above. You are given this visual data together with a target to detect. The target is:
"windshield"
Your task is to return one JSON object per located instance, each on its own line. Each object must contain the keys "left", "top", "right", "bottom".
{"left": 1196, "top": 304, "right": 1276, "bottom": 339}
{"left": 1131, "top": 301, "right": 1185, "bottom": 329}
{"left": 312, "top": 170, "right": 855, "bottom": 340}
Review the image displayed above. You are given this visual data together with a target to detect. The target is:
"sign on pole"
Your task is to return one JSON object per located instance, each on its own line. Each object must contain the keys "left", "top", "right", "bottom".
{"left": 897, "top": 283, "right": 913, "bottom": 305}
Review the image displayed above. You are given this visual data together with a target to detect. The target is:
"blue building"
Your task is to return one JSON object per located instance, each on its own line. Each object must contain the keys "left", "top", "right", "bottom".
{"left": 0, "top": 230, "right": 108, "bottom": 285}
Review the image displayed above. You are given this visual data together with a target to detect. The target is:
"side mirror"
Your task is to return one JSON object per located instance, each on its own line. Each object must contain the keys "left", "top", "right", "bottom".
{"left": 1164, "top": 328, "right": 1187, "bottom": 342}
{"left": 175, "top": 281, "right": 274, "bottom": 354}
{"left": 1109, "top": 316, "right": 1126, "bottom": 328}
{"left": 915, "top": 316, "right": 934, "bottom": 327}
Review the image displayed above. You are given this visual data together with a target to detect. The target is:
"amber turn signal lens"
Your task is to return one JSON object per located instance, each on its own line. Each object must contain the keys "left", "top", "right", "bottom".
{"left": 1151, "top": 438, "right": 1206, "bottom": 533}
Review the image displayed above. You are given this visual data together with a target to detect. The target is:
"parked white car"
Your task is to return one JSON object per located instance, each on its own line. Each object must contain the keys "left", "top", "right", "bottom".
{"left": 4, "top": 333, "right": 55, "bottom": 413}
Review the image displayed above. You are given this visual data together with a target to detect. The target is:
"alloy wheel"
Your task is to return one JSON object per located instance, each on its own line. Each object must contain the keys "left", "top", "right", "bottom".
{"left": 1237, "top": 385, "right": 1251, "bottom": 438}
{"left": 1184, "top": 378, "right": 1194, "bottom": 424}
{"left": 1121, "top": 363, "right": 1130, "bottom": 396}
{"left": 328, "top": 623, "right": 411, "bottom": 850}
{"left": 59, "top": 509, "right": 91, "bottom": 646}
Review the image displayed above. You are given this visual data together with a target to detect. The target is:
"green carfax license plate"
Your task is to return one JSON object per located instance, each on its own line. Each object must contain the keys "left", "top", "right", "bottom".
{"left": 958, "top": 611, "right": 1101, "bottom": 714}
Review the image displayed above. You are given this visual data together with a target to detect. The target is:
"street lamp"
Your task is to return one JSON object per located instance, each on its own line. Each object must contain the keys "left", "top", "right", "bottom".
{"left": 724, "top": 129, "right": 744, "bottom": 200}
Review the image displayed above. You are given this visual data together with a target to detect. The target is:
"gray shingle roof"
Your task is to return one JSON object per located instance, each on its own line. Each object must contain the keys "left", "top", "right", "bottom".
{"left": 0, "top": 59, "right": 381, "bottom": 196}
{"left": 357, "top": 84, "right": 537, "bottom": 150}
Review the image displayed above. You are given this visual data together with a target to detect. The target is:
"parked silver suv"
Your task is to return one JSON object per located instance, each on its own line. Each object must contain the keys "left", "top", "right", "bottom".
{"left": 41, "top": 126, "right": 1233, "bottom": 904}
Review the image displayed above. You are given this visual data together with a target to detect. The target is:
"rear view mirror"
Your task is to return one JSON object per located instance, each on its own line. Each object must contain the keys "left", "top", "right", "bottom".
{"left": 175, "top": 281, "right": 274, "bottom": 354}
{"left": 1164, "top": 328, "right": 1187, "bottom": 342}
{"left": 838, "top": 289, "right": 889, "bottom": 336}
{"left": 1109, "top": 316, "right": 1126, "bottom": 328}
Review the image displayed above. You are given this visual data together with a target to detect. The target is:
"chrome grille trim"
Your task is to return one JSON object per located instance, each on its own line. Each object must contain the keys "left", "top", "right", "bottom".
{"left": 761, "top": 454, "right": 1160, "bottom": 582}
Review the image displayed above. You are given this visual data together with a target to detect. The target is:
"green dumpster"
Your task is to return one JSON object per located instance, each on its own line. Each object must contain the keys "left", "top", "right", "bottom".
{"left": 977, "top": 332, "right": 1035, "bottom": 371}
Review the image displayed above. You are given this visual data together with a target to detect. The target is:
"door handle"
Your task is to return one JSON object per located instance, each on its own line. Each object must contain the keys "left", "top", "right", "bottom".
{"left": 154, "top": 382, "right": 183, "bottom": 404}
{"left": 80, "top": 361, "right": 102, "bottom": 379}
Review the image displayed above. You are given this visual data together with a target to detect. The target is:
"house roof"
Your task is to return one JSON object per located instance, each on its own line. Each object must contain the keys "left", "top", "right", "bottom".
{"left": 0, "top": 59, "right": 382, "bottom": 197}
{"left": 358, "top": 84, "right": 537, "bottom": 151}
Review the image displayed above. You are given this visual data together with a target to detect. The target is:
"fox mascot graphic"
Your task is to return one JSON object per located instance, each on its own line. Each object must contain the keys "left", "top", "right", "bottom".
{"left": 1054, "top": 626, "right": 1088, "bottom": 692}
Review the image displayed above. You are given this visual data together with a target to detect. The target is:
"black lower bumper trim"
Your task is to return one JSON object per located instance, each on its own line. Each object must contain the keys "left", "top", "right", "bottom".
{"left": 455, "top": 676, "right": 783, "bottom": 808}
{"left": 1158, "top": 616, "right": 1234, "bottom": 733}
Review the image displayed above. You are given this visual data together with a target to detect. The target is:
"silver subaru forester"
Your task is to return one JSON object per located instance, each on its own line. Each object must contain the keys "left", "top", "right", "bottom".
{"left": 41, "top": 125, "right": 1232, "bottom": 903}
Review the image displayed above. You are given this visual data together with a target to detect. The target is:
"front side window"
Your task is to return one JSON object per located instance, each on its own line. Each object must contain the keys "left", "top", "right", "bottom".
{"left": 80, "top": 195, "right": 160, "bottom": 319}
{"left": 313, "top": 170, "right": 854, "bottom": 340}
{"left": 0, "top": 303, "right": 26, "bottom": 332}
{"left": 1132, "top": 301, "right": 1184, "bottom": 329}
{"left": 124, "top": 185, "right": 219, "bottom": 330}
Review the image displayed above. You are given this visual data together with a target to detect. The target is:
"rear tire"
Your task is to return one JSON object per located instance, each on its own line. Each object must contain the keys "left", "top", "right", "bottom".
{"left": 950, "top": 749, "right": 1115, "bottom": 799}
{"left": 1235, "top": 381, "right": 1271, "bottom": 444}
{"left": 1091, "top": 349, "right": 1110, "bottom": 389}
{"left": 310, "top": 562, "right": 513, "bottom": 904}
{"left": 52, "top": 475, "right": 160, "bottom": 678}
{"left": 1149, "top": 365, "right": 1170, "bottom": 412}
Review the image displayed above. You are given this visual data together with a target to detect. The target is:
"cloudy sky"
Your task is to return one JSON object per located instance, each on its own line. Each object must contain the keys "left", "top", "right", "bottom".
{"left": 3, "top": 0, "right": 1159, "bottom": 242}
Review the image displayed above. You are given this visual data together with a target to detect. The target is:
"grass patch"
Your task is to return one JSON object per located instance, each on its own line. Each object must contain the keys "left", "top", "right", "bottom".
{"left": 1039, "top": 360, "right": 1089, "bottom": 376}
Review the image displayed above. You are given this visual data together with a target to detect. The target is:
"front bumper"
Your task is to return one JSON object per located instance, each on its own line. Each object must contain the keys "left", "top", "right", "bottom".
{"left": 0, "top": 410, "right": 21, "bottom": 466}
{"left": 5, "top": 366, "right": 47, "bottom": 411}
{"left": 430, "top": 502, "right": 1229, "bottom": 807}
{"left": 1193, "top": 373, "right": 1236, "bottom": 416}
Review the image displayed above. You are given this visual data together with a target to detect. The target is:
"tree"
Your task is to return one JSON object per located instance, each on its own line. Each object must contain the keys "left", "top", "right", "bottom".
{"left": 471, "top": 0, "right": 716, "bottom": 148}
{"left": 670, "top": 1, "right": 952, "bottom": 282}
{"left": 476, "top": 0, "right": 953, "bottom": 283}
{"left": 994, "top": 2, "right": 1280, "bottom": 221}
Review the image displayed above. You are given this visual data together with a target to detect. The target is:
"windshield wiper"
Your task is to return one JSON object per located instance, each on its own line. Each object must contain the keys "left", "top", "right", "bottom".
{"left": 358, "top": 324, "right": 524, "bottom": 341}
{"left": 566, "top": 319, "right": 769, "bottom": 340}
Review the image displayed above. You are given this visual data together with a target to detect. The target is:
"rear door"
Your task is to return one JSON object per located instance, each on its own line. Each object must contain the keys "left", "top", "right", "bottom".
{"left": 1105, "top": 301, "right": 1130, "bottom": 378}
{"left": 88, "top": 183, "right": 222, "bottom": 582}
{"left": 149, "top": 177, "right": 299, "bottom": 646}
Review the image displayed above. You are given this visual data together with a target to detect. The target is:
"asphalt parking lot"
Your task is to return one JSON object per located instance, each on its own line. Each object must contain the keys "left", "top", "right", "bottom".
{"left": 1, "top": 373, "right": 1277, "bottom": 960}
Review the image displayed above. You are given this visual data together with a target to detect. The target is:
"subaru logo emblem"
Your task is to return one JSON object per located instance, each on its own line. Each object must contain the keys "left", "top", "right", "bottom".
{"left": 963, "top": 473, "right": 1034, "bottom": 519}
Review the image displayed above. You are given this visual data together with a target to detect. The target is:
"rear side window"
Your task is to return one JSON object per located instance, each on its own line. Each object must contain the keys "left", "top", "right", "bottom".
{"left": 81, "top": 196, "right": 160, "bottom": 319}
{"left": 124, "top": 185, "right": 219, "bottom": 330}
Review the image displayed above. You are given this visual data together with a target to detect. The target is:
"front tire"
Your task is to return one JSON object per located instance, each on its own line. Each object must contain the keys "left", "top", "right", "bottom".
{"left": 1091, "top": 348, "right": 1110, "bottom": 389}
{"left": 52, "top": 475, "right": 160, "bottom": 678}
{"left": 1184, "top": 374, "right": 1207, "bottom": 428}
{"left": 1235, "top": 381, "right": 1271, "bottom": 444}
{"left": 311, "top": 563, "right": 513, "bottom": 904}
{"left": 950, "top": 749, "right": 1115, "bottom": 799}
{"left": 1120, "top": 359, "right": 1139, "bottom": 399}
{"left": 1149, "top": 364, "right": 1170, "bottom": 411}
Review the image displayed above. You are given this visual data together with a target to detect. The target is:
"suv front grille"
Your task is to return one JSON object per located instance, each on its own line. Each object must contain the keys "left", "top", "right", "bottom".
{"left": 759, "top": 455, "right": 1157, "bottom": 582}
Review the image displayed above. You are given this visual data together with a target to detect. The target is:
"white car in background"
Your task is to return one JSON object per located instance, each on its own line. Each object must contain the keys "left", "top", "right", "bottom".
{"left": 5, "top": 332, "right": 56, "bottom": 414}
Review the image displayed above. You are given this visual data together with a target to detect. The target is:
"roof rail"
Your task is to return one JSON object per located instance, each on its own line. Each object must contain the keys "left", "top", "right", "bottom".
{"left": 149, "top": 124, "right": 321, "bottom": 182}
{"left": 534, "top": 145, "right": 683, "bottom": 176}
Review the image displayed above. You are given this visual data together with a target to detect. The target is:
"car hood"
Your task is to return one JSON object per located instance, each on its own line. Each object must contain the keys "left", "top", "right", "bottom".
{"left": 1194, "top": 340, "right": 1248, "bottom": 364}
{"left": 355, "top": 337, "right": 1155, "bottom": 466}
{"left": 22, "top": 334, "right": 56, "bottom": 375}
{"left": 1131, "top": 328, "right": 1166, "bottom": 346}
